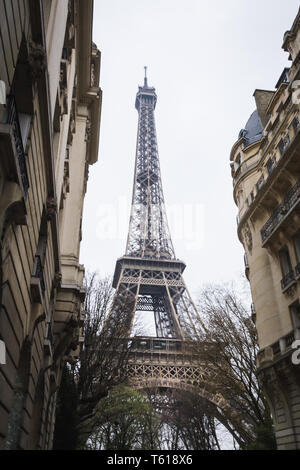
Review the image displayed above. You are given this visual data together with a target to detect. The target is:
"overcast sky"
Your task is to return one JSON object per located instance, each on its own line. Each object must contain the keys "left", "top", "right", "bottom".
{"left": 80, "top": 0, "right": 300, "bottom": 300}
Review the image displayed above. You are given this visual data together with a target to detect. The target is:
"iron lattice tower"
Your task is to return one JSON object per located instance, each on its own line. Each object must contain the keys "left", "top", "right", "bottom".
{"left": 103, "top": 75, "right": 249, "bottom": 431}
{"left": 107, "top": 70, "right": 208, "bottom": 391}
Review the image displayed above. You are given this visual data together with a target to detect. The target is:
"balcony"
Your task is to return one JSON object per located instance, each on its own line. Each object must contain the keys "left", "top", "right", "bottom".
{"left": 281, "top": 269, "right": 296, "bottom": 292}
{"left": 261, "top": 179, "right": 300, "bottom": 244}
{"left": 257, "top": 327, "right": 300, "bottom": 368}
{"left": 0, "top": 95, "right": 29, "bottom": 194}
{"left": 130, "top": 336, "right": 184, "bottom": 354}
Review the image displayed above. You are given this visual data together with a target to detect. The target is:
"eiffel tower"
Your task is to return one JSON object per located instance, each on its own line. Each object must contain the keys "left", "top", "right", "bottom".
{"left": 103, "top": 68, "right": 204, "bottom": 392}
{"left": 100, "top": 71, "right": 251, "bottom": 440}
{"left": 107, "top": 69, "right": 214, "bottom": 397}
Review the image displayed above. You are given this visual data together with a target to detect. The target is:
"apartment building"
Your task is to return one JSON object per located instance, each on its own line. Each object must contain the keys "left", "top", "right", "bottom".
{"left": 0, "top": 0, "right": 101, "bottom": 449}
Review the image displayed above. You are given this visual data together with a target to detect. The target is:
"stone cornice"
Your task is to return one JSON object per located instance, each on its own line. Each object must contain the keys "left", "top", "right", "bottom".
{"left": 76, "top": 0, "right": 101, "bottom": 166}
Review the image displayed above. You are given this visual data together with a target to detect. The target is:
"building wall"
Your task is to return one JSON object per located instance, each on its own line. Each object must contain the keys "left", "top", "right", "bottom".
{"left": 0, "top": 0, "right": 101, "bottom": 449}
{"left": 230, "top": 8, "right": 300, "bottom": 449}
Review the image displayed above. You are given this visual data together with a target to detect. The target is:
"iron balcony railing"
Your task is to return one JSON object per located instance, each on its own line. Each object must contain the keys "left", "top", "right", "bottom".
{"left": 130, "top": 336, "right": 184, "bottom": 353}
{"left": 261, "top": 179, "right": 300, "bottom": 243}
{"left": 285, "top": 330, "right": 296, "bottom": 348}
{"left": 6, "top": 95, "right": 29, "bottom": 194}
{"left": 281, "top": 269, "right": 295, "bottom": 291}
{"left": 272, "top": 340, "right": 281, "bottom": 356}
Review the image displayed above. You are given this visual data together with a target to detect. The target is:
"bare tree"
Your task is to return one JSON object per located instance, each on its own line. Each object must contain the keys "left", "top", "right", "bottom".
{"left": 191, "top": 281, "right": 275, "bottom": 449}
{"left": 54, "top": 271, "right": 155, "bottom": 448}
{"left": 72, "top": 272, "right": 134, "bottom": 446}
{"left": 169, "top": 391, "right": 221, "bottom": 450}
{"left": 147, "top": 390, "right": 221, "bottom": 450}
{"left": 55, "top": 275, "right": 275, "bottom": 450}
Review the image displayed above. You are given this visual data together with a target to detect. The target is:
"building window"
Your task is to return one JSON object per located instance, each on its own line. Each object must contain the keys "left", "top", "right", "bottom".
{"left": 279, "top": 133, "right": 290, "bottom": 155}
{"left": 256, "top": 173, "right": 265, "bottom": 192}
{"left": 18, "top": 112, "right": 31, "bottom": 150}
{"left": 290, "top": 302, "right": 300, "bottom": 329}
{"left": 266, "top": 156, "right": 276, "bottom": 175}
{"left": 279, "top": 246, "right": 295, "bottom": 291}
{"left": 293, "top": 116, "right": 300, "bottom": 134}
{"left": 293, "top": 232, "right": 300, "bottom": 277}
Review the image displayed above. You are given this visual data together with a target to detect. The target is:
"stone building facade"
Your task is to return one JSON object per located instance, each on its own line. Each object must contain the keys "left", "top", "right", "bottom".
{"left": 230, "top": 9, "right": 300, "bottom": 449}
{"left": 0, "top": 0, "right": 101, "bottom": 449}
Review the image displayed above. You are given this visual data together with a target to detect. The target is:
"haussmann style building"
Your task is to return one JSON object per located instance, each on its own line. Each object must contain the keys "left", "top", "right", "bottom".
{"left": 230, "top": 8, "right": 300, "bottom": 450}
{"left": 0, "top": 0, "right": 101, "bottom": 449}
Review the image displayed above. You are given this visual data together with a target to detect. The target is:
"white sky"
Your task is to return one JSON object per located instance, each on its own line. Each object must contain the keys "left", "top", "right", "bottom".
{"left": 80, "top": 0, "right": 300, "bottom": 300}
